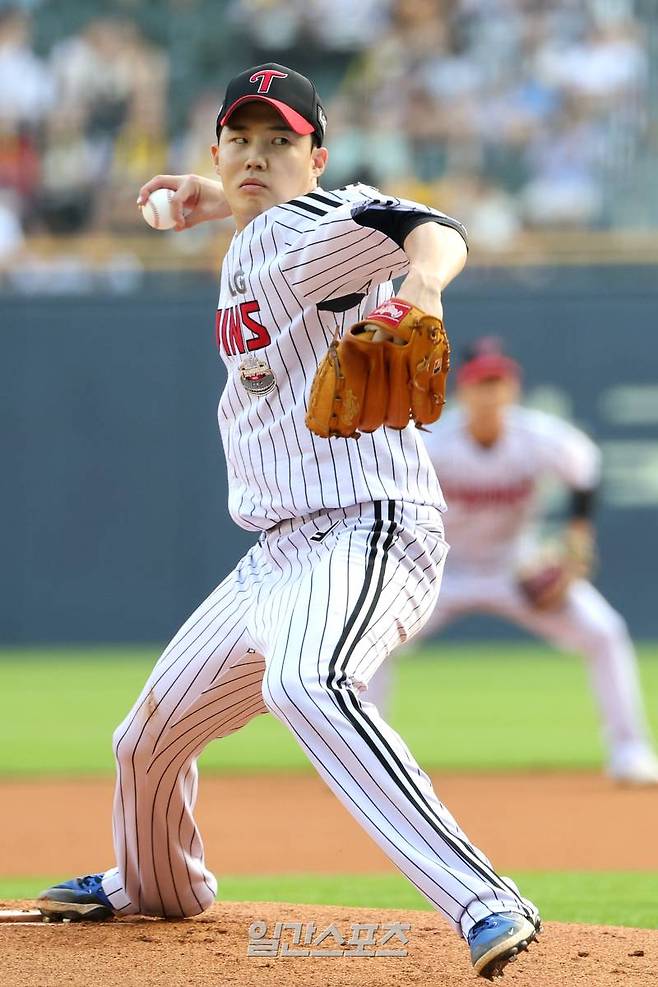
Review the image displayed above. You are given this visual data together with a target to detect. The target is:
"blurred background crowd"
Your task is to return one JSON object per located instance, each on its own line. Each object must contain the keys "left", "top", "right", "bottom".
{"left": 3, "top": 0, "right": 658, "bottom": 644}
{"left": 1, "top": 0, "right": 656, "bottom": 269}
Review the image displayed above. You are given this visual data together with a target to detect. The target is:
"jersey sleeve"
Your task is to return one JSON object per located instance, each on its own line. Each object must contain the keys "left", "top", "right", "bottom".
{"left": 279, "top": 191, "right": 467, "bottom": 304}
{"left": 532, "top": 412, "right": 601, "bottom": 489}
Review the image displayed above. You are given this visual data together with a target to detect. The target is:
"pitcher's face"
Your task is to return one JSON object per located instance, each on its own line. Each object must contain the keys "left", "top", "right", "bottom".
{"left": 213, "top": 103, "right": 328, "bottom": 231}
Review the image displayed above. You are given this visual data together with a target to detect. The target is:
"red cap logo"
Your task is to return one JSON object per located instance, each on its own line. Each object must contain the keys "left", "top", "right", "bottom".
{"left": 249, "top": 69, "right": 288, "bottom": 94}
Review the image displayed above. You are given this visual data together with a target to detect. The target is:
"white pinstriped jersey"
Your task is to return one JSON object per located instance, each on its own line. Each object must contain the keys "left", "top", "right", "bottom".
{"left": 215, "top": 183, "right": 466, "bottom": 531}
{"left": 422, "top": 406, "right": 601, "bottom": 569}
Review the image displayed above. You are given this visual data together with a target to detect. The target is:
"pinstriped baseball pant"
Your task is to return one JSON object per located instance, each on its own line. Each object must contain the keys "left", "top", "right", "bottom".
{"left": 102, "top": 500, "right": 537, "bottom": 936}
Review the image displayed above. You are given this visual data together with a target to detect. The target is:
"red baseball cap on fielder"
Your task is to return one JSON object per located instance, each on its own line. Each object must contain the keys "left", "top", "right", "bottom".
{"left": 216, "top": 63, "right": 327, "bottom": 145}
{"left": 456, "top": 337, "right": 521, "bottom": 387}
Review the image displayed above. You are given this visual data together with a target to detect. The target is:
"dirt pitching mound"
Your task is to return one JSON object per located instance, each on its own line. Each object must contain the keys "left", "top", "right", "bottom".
{"left": 2, "top": 900, "right": 656, "bottom": 987}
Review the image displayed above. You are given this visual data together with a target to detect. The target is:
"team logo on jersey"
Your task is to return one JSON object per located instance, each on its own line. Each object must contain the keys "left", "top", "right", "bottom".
{"left": 238, "top": 356, "right": 277, "bottom": 396}
{"left": 249, "top": 69, "right": 288, "bottom": 93}
{"left": 228, "top": 268, "right": 247, "bottom": 296}
{"left": 440, "top": 477, "right": 534, "bottom": 506}
{"left": 215, "top": 300, "right": 271, "bottom": 356}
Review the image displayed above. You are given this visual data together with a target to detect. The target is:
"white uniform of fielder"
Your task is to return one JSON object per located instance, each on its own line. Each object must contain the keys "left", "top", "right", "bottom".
{"left": 416, "top": 403, "right": 658, "bottom": 782}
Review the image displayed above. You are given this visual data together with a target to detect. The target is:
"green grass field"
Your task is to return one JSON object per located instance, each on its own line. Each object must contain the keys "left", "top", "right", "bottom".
{"left": 1, "top": 873, "right": 656, "bottom": 929}
{"left": 2, "top": 644, "right": 657, "bottom": 927}
{"left": 2, "top": 643, "right": 657, "bottom": 776}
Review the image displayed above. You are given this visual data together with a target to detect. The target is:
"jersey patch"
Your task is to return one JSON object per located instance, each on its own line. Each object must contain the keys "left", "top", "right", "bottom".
{"left": 238, "top": 356, "right": 277, "bottom": 396}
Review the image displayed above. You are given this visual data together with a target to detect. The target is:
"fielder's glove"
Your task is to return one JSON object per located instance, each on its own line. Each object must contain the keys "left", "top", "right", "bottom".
{"left": 517, "top": 555, "right": 574, "bottom": 611}
{"left": 517, "top": 526, "right": 596, "bottom": 611}
{"left": 305, "top": 297, "right": 450, "bottom": 439}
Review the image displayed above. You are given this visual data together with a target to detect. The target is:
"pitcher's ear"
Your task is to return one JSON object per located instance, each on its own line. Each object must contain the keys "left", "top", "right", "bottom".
{"left": 312, "top": 146, "right": 329, "bottom": 177}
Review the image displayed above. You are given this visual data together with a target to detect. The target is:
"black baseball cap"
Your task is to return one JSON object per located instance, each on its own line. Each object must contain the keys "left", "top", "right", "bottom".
{"left": 216, "top": 63, "right": 327, "bottom": 144}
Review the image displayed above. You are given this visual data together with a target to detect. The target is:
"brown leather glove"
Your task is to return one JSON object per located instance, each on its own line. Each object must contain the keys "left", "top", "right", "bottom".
{"left": 517, "top": 557, "right": 574, "bottom": 610}
{"left": 517, "top": 526, "right": 597, "bottom": 610}
{"left": 305, "top": 297, "right": 450, "bottom": 439}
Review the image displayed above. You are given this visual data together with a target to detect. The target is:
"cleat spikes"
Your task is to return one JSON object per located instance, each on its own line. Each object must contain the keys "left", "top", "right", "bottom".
{"left": 469, "top": 911, "right": 540, "bottom": 978}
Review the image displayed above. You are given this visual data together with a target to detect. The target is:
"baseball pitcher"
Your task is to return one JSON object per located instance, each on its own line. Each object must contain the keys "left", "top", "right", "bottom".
{"left": 38, "top": 65, "right": 540, "bottom": 978}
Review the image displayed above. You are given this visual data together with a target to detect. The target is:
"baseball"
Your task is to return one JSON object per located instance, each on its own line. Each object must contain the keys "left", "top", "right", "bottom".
{"left": 140, "top": 188, "right": 178, "bottom": 230}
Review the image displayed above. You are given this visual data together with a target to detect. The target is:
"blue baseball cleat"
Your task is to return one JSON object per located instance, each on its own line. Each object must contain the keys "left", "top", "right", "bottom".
{"left": 468, "top": 911, "right": 540, "bottom": 979}
{"left": 37, "top": 873, "right": 114, "bottom": 922}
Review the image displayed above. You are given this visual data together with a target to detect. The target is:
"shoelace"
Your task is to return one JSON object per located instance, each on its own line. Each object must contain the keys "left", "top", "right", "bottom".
{"left": 469, "top": 915, "right": 508, "bottom": 940}
{"left": 78, "top": 874, "right": 103, "bottom": 889}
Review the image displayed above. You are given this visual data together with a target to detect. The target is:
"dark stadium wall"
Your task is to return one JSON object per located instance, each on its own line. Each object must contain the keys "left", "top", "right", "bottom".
{"left": 2, "top": 266, "right": 657, "bottom": 643}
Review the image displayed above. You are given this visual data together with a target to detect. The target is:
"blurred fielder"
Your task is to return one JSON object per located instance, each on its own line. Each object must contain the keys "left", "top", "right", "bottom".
{"left": 373, "top": 339, "right": 658, "bottom": 785}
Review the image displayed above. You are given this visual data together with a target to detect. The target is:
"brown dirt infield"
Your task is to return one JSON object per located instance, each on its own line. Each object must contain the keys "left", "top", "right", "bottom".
{"left": 1, "top": 901, "right": 657, "bottom": 987}
{"left": 4, "top": 771, "right": 658, "bottom": 876}
{"left": 2, "top": 772, "right": 658, "bottom": 987}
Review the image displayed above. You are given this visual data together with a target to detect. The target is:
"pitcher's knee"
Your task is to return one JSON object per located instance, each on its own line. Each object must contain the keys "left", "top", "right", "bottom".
{"left": 192, "top": 885, "right": 217, "bottom": 915}
{"left": 164, "top": 886, "right": 216, "bottom": 918}
{"left": 112, "top": 716, "right": 158, "bottom": 776}
{"left": 137, "top": 884, "right": 216, "bottom": 919}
